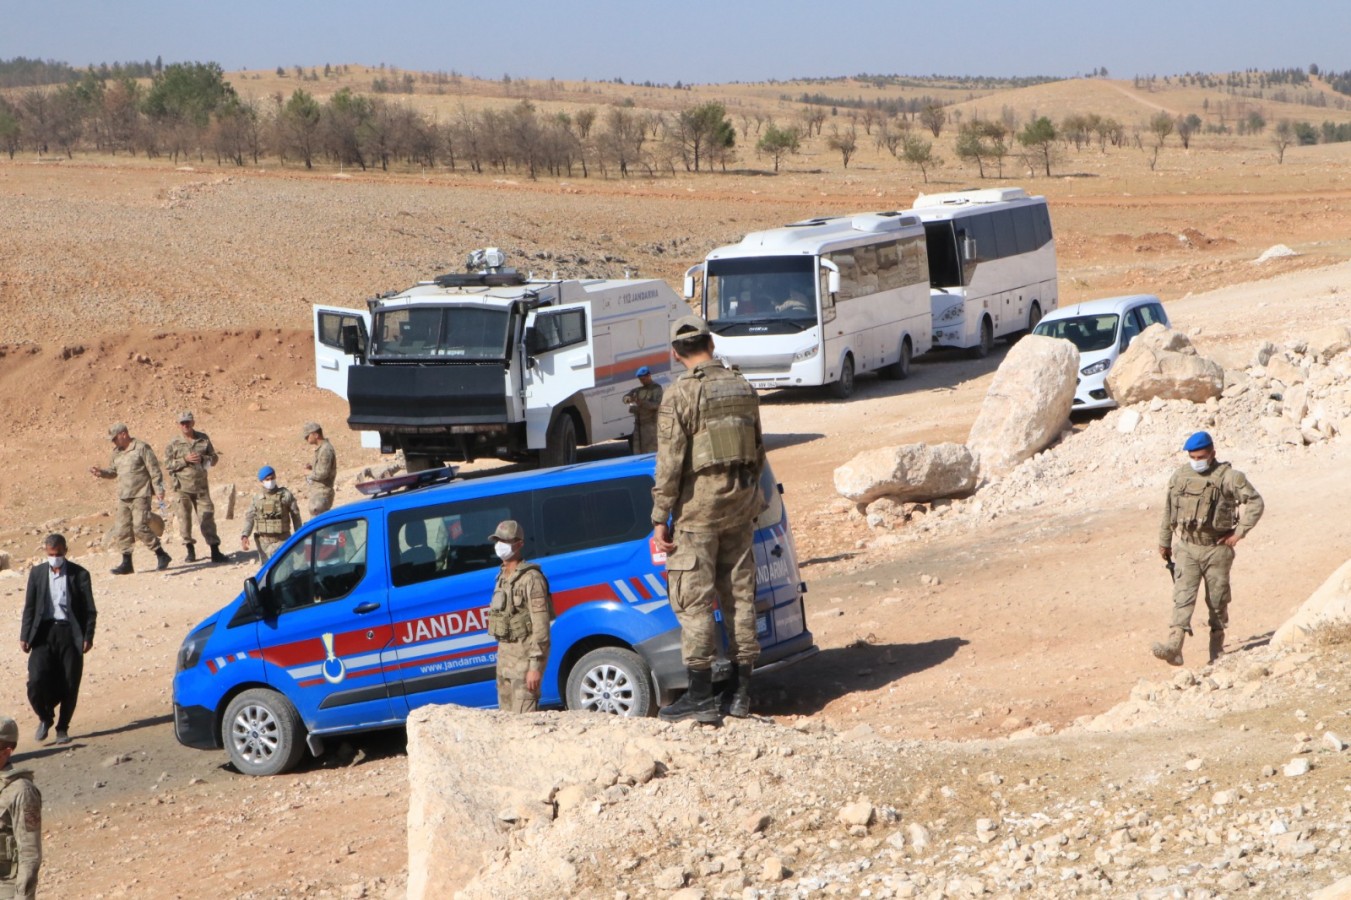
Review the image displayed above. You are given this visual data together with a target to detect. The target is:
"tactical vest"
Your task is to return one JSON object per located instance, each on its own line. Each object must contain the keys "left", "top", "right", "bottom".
{"left": 253, "top": 490, "right": 292, "bottom": 536}
{"left": 1169, "top": 463, "right": 1238, "bottom": 534}
{"left": 690, "top": 370, "right": 759, "bottom": 472}
{"left": 488, "top": 563, "right": 551, "bottom": 642}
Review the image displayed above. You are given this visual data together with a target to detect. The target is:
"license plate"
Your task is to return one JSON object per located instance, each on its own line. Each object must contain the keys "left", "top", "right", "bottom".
{"left": 755, "top": 613, "right": 770, "bottom": 637}
{"left": 751, "top": 381, "right": 778, "bottom": 390}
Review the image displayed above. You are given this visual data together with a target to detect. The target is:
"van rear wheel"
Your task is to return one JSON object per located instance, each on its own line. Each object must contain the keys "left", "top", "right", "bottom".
{"left": 565, "top": 647, "right": 654, "bottom": 717}
{"left": 222, "top": 688, "right": 307, "bottom": 776}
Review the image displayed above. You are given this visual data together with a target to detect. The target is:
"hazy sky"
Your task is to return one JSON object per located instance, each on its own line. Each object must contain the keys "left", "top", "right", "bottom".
{"left": 5, "top": 0, "right": 1348, "bottom": 84}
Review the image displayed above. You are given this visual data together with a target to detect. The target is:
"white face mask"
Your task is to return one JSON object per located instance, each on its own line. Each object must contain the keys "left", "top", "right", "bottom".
{"left": 48, "top": 556, "right": 65, "bottom": 569}
{"left": 262, "top": 479, "right": 277, "bottom": 491}
{"left": 494, "top": 541, "right": 515, "bottom": 562}
{"left": 1189, "top": 458, "right": 1211, "bottom": 473}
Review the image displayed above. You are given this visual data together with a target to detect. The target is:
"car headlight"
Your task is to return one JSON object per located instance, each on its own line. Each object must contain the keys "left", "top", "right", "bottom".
{"left": 1081, "top": 359, "right": 1111, "bottom": 376}
{"left": 177, "top": 622, "right": 215, "bottom": 672}
{"left": 793, "top": 344, "right": 819, "bottom": 362}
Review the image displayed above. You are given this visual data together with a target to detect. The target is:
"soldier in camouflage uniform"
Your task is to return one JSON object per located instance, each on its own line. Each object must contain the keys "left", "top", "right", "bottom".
{"left": 652, "top": 315, "right": 765, "bottom": 724}
{"left": 240, "top": 466, "right": 303, "bottom": 564}
{"left": 163, "top": 411, "right": 227, "bottom": 564}
{"left": 1153, "top": 431, "right": 1264, "bottom": 667}
{"left": 302, "top": 422, "right": 337, "bottom": 515}
{"left": 0, "top": 715, "right": 41, "bottom": 900}
{"left": 623, "top": 366, "right": 664, "bottom": 454}
{"left": 90, "top": 423, "right": 172, "bottom": 575}
{"left": 486, "top": 520, "right": 553, "bottom": 713}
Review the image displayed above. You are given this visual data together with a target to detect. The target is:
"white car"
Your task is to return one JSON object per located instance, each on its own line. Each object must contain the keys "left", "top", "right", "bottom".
{"left": 1032, "top": 294, "right": 1170, "bottom": 409}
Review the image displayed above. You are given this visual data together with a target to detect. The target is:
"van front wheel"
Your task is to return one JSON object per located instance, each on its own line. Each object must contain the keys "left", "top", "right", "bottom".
{"left": 222, "top": 688, "right": 307, "bottom": 776}
{"left": 565, "top": 647, "right": 654, "bottom": 717}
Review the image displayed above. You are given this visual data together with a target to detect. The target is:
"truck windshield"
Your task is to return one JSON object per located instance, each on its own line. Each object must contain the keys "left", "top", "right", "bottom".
{"left": 371, "top": 306, "right": 511, "bottom": 360}
{"left": 704, "top": 256, "right": 817, "bottom": 336}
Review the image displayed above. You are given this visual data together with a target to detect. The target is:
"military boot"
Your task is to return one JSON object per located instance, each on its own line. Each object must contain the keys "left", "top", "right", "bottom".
{"left": 110, "top": 553, "right": 134, "bottom": 576}
{"left": 155, "top": 547, "right": 172, "bottom": 571}
{"left": 1151, "top": 627, "right": 1186, "bottom": 667}
{"left": 1208, "top": 629, "right": 1225, "bottom": 664}
{"left": 209, "top": 543, "right": 229, "bottom": 564}
{"left": 185, "top": 544, "right": 197, "bottom": 563}
{"left": 658, "top": 669, "right": 722, "bottom": 725}
{"left": 726, "top": 663, "right": 754, "bottom": 719}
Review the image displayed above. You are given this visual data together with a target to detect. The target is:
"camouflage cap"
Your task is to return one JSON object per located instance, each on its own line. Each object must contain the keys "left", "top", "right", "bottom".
{"left": 0, "top": 715, "right": 17, "bottom": 746}
{"left": 488, "top": 519, "right": 524, "bottom": 542}
{"left": 108, "top": 422, "right": 129, "bottom": 439}
{"left": 302, "top": 421, "right": 322, "bottom": 437}
{"left": 670, "top": 314, "right": 711, "bottom": 343}
{"left": 178, "top": 410, "right": 195, "bottom": 423}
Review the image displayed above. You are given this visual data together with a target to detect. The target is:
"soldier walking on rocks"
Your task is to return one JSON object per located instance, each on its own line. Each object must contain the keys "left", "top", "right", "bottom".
{"left": 90, "top": 423, "right": 172, "bottom": 574}
{"left": 1153, "top": 431, "right": 1264, "bottom": 667}
{"left": 240, "top": 466, "right": 302, "bottom": 564}
{"left": 623, "top": 366, "right": 663, "bottom": 454}
{"left": 651, "top": 315, "right": 766, "bottom": 725}
{"left": 0, "top": 716, "right": 40, "bottom": 899}
{"left": 486, "top": 520, "right": 553, "bottom": 713}
{"left": 302, "top": 422, "right": 337, "bottom": 515}
{"left": 164, "top": 411, "right": 227, "bottom": 563}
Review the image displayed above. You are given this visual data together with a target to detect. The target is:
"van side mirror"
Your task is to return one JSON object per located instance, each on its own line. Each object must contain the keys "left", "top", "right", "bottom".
{"left": 244, "top": 576, "right": 275, "bottom": 617}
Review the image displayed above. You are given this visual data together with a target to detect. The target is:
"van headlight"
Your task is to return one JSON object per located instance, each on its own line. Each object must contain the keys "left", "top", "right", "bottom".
{"left": 793, "top": 344, "right": 819, "bottom": 362}
{"left": 177, "top": 623, "right": 215, "bottom": 672}
{"left": 1081, "top": 359, "right": 1111, "bottom": 376}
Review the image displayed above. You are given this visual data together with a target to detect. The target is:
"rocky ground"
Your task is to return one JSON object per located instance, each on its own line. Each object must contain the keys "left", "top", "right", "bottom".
{"left": 3, "top": 152, "right": 1351, "bottom": 898}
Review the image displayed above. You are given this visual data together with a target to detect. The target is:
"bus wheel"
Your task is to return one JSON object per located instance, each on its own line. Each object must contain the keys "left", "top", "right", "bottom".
{"left": 970, "top": 317, "right": 995, "bottom": 359}
{"left": 880, "top": 338, "right": 912, "bottom": 381}
{"left": 831, "top": 354, "right": 856, "bottom": 399}
{"left": 1027, "top": 302, "right": 1043, "bottom": 333}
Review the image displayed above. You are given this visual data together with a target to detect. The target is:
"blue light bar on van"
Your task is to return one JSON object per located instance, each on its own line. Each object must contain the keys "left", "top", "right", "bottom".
{"left": 355, "top": 465, "right": 458, "bottom": 497}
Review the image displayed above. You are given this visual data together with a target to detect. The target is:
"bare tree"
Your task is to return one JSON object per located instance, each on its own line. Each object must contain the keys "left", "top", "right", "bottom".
{"left": 919, "top": 102, "right": 946, "bottom": 137}
{"left": 1148, "top": 111, "right": 1174, "bottom": 170}
{"left": 1272, "top": 119, "right": 1294, "bottom": 163}
{"left": 827, "top": 126, "right": 857, "bottom": 168}
{"left": 898, "top": 132, "right": 940, "bottom": 182}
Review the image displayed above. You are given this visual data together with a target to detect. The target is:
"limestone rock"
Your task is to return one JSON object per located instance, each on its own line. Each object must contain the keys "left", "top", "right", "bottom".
{"left": 967, "top": 335, "right": 1078, "bottom": 476}
{"left": 0, "top": 551, "right": 9, "bottom": 572}
{"left": 1283, "top": 757, "right": 1311, "bottom": 777}
{"left": 1271, "top": 557, "right": 1351, "bottom": 648}
{"left": 1267, "top": 354, "right": 1306, "bottom": 386}
{"left": 211, "top": 482, "right": 237, "bottom": 521}
{"left": 833, "top": 442, "right": 976, "bottom": 505}
{"left": 1105, "top": 324, "right": 1223, "bottom": 405}
{"left": 837, "top": 800, "right": 875, "bottom": 827}
{"left": 1308, "top": 325, "right": 1351, "bottom": 360}
{"left": 1311, "top": 874, "right": 1351, "bottom": 900}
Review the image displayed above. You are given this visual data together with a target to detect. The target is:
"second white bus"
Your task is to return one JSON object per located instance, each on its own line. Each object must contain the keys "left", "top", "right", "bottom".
{"left": 910, "top": 187, "right": 1058, "bottom": 357}
{"left": 683, "top": 211, "right": 931, "bottom": 399}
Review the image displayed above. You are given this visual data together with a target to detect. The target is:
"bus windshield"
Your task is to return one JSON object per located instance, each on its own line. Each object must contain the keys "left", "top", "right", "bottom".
{"left": 705, "top": 256, "right": 817, "bottom": 335}
{"left": 1034, "top": 314, "right": 1119, "bottom": 353}
{"left": 371, "top": 306, "right": 511, "bottom": 359}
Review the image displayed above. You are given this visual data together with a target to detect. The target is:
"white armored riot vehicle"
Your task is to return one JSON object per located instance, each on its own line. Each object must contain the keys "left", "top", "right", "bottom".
{"left": 314, "top": 249, "right": 686, "bottom": 470}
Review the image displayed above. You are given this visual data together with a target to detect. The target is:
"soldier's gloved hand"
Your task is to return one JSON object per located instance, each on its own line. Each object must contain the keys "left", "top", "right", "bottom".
{"left": 1158, "top": 545, "right": 1172, "bottom": 562}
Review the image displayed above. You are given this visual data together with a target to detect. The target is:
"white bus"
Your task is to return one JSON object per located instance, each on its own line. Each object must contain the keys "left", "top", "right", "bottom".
{"left": 683, "top": 211, "right": 931, "bottom": 399}
{"left": 909, "top": 187, "right": 1058, "bottom": 357}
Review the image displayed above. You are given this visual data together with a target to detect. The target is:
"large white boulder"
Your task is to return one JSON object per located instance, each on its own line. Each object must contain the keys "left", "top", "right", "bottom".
{"left": 1105, "top": 324, "right": 1223, "bottom": 405}
{"left": 833, "top": 442, "right": 977, "bottom": 505}
{"left": 1271, "top": 558, "right": 1351, "bottom": 649}
{"left": 967, "top": 335, "right": 1078, "bottom": 476}
{"left": 1308, "top": 324, "right": 1351, "bottom": 361}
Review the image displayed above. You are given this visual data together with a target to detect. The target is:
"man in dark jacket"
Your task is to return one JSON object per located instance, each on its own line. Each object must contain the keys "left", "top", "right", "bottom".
{"left": 19, "top": 534, "right": 97, "bottom": 745}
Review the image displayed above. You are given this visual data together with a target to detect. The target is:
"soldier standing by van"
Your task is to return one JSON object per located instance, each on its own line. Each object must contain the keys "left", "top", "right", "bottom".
{"left": 1153, "top": 431, "right": 1264, "bottom": 667}
{"left": 164, "top": 411, "right": 228, "bottom": 564}
{"left": 651, "top": 315, "right": 765, "bottom": 724}
{"left": 302, "top": 422, "right": 337, "bottom": 515}
{"left": 623, "top": 366, "right": 663, "bottom": 454}
{"left": 487, "top": 520, "right": 553, "bottom": 713}
{"left": 240, "top": 466, "right": 302, "bottom": 564}
{"left": 0, "top": 715, "right": 41, "bottom": 899}
{"left": 91, "top": 422, "right": 172, "bottom": 575}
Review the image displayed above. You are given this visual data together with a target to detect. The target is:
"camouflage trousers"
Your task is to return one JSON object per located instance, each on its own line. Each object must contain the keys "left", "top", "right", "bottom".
{"left": 175, "top": 489, "right": 220, "bottom": 546}
{"left": 256, "top": 534, "right": 287, "bottom": 564}
{"left": 633, "top": 418, "right": 659, "bottom": 454}
{"left": 112, "top": 495, "right": 162, "bottom": 553}
{"left": 496, "top": 640, "right": 541, "bottom": 713}
{"left": 308, "top": 485, "right": 335, "bottom": 516}
{"left": 1170, "top": 539, "right": 1235, "bottom": 635}
{"left": 666, "top": 524, "right": 760, "bottom": 671}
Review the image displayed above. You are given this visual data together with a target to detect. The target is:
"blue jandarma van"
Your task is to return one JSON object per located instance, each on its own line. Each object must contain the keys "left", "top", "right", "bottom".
{"left": 173, "top": 455, "right": 816, "bottom": 775}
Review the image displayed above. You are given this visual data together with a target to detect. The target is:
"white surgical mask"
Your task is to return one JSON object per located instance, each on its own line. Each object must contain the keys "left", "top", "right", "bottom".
{"left": 262, "top": 479, "right": 277, "bottom": 491}
{"left": 494, "top": 542, "right": 515, "bottom": 561}
{"left": 48, "top": 556, "right": 65, "bottom": 569}
{"left": 1189, "top": 458, "right": 1211, "bottom": 473}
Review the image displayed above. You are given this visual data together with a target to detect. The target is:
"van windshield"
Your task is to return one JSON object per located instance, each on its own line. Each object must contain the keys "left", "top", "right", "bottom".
{"left": 1034, "top": 314, "right": 1119, "bottom": 353}
{"left": 705, "top": 256, "right": 817, "bottom": 336}
{"left": 372, "top": 306, "right": 511, "bottom": 360}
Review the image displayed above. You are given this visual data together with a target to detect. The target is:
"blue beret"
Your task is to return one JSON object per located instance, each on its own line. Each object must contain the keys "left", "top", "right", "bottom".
{"left": 258, "top": 465, "right": 276, "bottom": 479}
{"left": 1182, "top": 431, "right": 1213, "bottom": 452}
{"left": 636, "top": 366, "right": 651, "bottom": 377}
